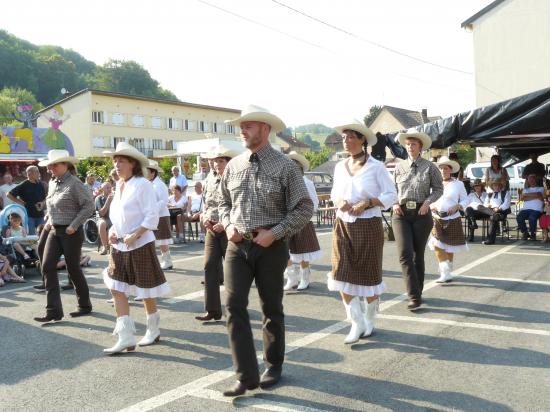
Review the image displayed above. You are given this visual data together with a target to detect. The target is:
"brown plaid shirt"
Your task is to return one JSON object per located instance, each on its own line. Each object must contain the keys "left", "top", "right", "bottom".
{"left": 202, "top": 170, "right": 221, "bottom": 222}
{"left": 218, "top": 144, "right": 313, "bottom": 240}
{"left": 394, "top": 156, "right": 443, "bottom": 205}
{"left": 46, "top": 171, "right": 95, "bottom": 229}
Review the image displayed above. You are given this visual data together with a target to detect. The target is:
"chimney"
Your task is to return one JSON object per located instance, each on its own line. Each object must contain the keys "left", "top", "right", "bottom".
{"left": 421, "top": 108, "right": 428, "bottom": 123}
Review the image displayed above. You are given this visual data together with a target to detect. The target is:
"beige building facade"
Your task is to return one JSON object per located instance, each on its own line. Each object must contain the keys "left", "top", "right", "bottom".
{"left": 37, "top": 89, "right": 241, "bottom": 158}
{"left": 462, "top": 0, "right": 550, "bottom": 108}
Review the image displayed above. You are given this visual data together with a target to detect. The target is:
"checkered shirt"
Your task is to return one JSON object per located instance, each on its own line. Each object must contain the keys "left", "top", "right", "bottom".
{"left": 46, "top": 171, "right": 95, "bottom": 229}
{"left": 218, "top": 144, "right": 314, "bottom": 240}
{"left": 394, "top": 157, "right": 443, "bottom": 205}
{"left": 202, "top": 171, "right": 222, "bottom": 222}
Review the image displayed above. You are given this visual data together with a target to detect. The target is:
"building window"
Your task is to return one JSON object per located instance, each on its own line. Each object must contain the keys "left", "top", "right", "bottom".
{"left": 113, "top": 137, "right": 126, "bottom": 147}
{"left": 132, "top": 115, "right": 144, "bottom": 127}
{"left": 168, "top": 117, "right": 178, "bottom": 130}
{"left": 112, "top": 113, "right": 125, "bottom": 125}
{"left": 225, "top": 124, "right": 234, "bottom": 134}
{"left": 151, "top": 116, "right": 162, "bottom": 129}
{"left": 129, "top": 138, "right": 145, "bottom": 150}
{"left": 212, "top": 122, "right": 219, "bottom": 133}
{"left": 92, "top": 136, "right": 106, "bottom": 148}
{"left": 199, "top": 120, "right": 209, "bottom": 132}
{"left": 165, "top": 140, "right": 174, "bottom": 150}
{"left": 92, "top": 111, "right": 104, "bottom": 123}
{"left": 184, "top": 119, "right": 194, "bottom": 131}
{"left": 152, "top": 139, "right": 163, "bottom": 150}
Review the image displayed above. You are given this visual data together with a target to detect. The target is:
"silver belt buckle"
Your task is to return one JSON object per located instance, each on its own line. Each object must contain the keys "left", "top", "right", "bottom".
{"left": 242, "top": 233, "right": 254, "bottom": 241}
{"left": 405, "top": 201, "right": 417, "bottom": 210}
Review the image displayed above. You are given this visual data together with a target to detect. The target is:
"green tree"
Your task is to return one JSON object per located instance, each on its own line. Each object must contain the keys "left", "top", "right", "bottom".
{"left": 76, "top": 158, "right": 113, "bottom": 181}
{"left": 304, "top": 147, "right": 332, "bottom": 170}
{"left": 364, "top": 105, "right": 383, "bottom": 127}
{"left": 0, "top": 87, "right": 42, "bottom": 126}
{"left": 452, "top": 144, "right": 476, "bottom": 169}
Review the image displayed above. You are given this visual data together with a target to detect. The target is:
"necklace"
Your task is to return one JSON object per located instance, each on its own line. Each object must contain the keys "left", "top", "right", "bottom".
{"left": 352, "top": 151, "right": 365, "bottom": 160}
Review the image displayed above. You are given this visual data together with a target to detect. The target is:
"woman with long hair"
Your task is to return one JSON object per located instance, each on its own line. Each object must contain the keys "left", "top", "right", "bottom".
{"left": 484, "top": 154, "right": 509, "bottom": 192}
{"left": 102, "top": 143, "right": 170, "bottom": 354}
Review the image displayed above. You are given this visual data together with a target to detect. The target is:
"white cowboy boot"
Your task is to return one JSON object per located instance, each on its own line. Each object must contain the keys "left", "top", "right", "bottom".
{"left": 103, "top": 315, "right": 136, "bottom": 354}
{"left": 160, "top": 252, "right": 173, "bottom": 270}
{"left": 344, "top": 297, "right": 367, "bottom": 344}
{"left": 297, "top": 267, "right": 311, "bottom": 290}
{"left": 138, "top": 311, "right": 161, "bottom": 346}
{"left": 283, "top": 264, "right": 300, "bottom": 291}
{"left": 361, "top": 298, "right": 378, "bottom": 338}
{"left": 436, "top": 260, "right": 452, "bottom": 283}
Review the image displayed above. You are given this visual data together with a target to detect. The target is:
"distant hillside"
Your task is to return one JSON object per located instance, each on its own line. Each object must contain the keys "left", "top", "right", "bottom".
{"left": 0, "top": 29, "right": 177, "bottom": 106}
{"left": 294, "top": 124, "right": 334, "bottom": 135}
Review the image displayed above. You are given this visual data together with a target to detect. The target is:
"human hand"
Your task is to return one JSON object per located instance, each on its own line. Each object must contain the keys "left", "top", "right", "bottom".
{"left": 65, "top": 226, "right": 76, "bottom": 235}
{"left": 338, "top": 200, "right": 352, "bottom": 212}
{"left": 226, "top": 224, "right": 243, "bottom": 242}
{"left": 392, "top": 204, "right": 403, "bottom": 216}
{"left": 109, "top": 232, "right": 118, "bottom": 245}
{"left": 418, "top": 203, "right": 430, "bottom": 215}
{"left": 212, "top": 222, "right": 224, "bottom": 233}
{"left": 123, "top": 232, "right": 140, "bottom": 248}
{"left": 254, "top": 228, "right": 275, "bottom": 248}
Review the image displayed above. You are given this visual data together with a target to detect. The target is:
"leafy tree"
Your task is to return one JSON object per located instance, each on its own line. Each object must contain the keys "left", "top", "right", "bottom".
{"left": 304, "top": 147, "right": 332, "bottom": 170}
{"left": 364, "top": 105, "right": 383, "bottom": 127}
{"left": 295, "top": 124, "right": 333, "bottom": 134}
{"left": 0, "top": 87, "right": 42, "bottom": 126}
{"left": 76, "top": 158, "right": 113, "bottom": 181}
{"left": 452, "top": 144, "right": 476, "bottom": 169}
{"left": 159, "top": 158, "right": 176, "bottom": 183}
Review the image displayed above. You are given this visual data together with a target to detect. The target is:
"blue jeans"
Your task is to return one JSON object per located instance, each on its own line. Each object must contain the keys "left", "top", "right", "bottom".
{"left": 516, "top": 209, "right": 542, "bottom": 234}
{"left": 27, "top": 216, "right": 45, "bottom": 235}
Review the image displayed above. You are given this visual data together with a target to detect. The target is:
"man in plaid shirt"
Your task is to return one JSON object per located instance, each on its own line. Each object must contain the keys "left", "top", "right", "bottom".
{"left": 218, "top": 105, "right": 313, "bottom": 397}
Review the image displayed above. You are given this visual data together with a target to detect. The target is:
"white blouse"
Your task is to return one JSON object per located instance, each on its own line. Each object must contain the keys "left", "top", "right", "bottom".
{"left": 109, "top": 176, "right": 159, "bottom": 252}
{"left": 466, "top": 191, "right": 488, "bottom": 210}
{"left": 152, "top": 176, "right": 170, "bottom": 217}
{"left": 168, "top": 194, "right": 187, "bottom": 209}
{"left": 331, "top": 156, "right": 397, "bottom": 223}
{"left": 303, "top": 176, "right": 319, "bottom": 213}
{"left": 484, "top": 190, "right": 512, "bottom": 210}
{"left": 431, "top": 179, "right": 469, "bottom": 220}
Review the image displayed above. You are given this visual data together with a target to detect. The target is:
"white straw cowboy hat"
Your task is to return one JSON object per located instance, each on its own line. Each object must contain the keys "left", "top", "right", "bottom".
{"left": 147, "top": 159, "right": 163, "bottom": 173}
{"left": 202, "top": 146, "right": 240, "bottom": 160}
{"left": 103, "top": 142, "right": 149, "bottom": 176}
{"left": 38, "top": 149, "right": 79, "bottom": 167}
{"left": 334, "top": 120, "right": 377, "bottom": 147}
{"left": 287, "top": 151, "right": 310, "bottom": 171}
{"left": 397, "top": 128, "right": 432, "bottom": 150}
{"left": 225, "top": 104, "right": 286, "bottom": 134}
{"left": 436, "top": 156, "right": 460, "bottom": 173}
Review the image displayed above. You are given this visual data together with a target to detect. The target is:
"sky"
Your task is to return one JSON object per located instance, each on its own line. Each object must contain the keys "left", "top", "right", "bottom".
{"left": 2, "top": 0, "right": 494, "bottom": 128}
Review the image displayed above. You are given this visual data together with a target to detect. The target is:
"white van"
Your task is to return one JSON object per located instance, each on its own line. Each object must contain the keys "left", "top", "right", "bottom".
{"left": 464, "top": 162, "right": 526, "bottom": 198}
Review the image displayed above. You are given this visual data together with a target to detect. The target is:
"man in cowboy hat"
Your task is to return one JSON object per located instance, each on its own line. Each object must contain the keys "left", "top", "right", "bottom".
{"left": 464, "top": 178, "right": 489, "bottom": 242}
{"left": 218, "top": 105, "right": 313, "bottom": 396}
{"left": 482, "top": 179, "right": 511, "bottom": 245}
{"left": 8, "top": 165, "right": 47, "bottom": 235}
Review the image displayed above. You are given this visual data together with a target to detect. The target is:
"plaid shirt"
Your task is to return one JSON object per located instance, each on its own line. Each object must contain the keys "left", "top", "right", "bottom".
{"left": 202, "top": 170, "right": 222, "bottom": 222}
{"left": 45, "top": 171, "right": 95, "bottom": 229}
{"left": 394, "top": 156, "right": 443, "bottom": 205}
{"left": 218, "top": 144, "right": 314, "bottom": 240}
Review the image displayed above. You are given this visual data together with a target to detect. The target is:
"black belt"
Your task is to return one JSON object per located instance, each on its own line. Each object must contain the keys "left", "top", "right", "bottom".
{"left": 432, "top": 210, "right": 450, "bottom": 218}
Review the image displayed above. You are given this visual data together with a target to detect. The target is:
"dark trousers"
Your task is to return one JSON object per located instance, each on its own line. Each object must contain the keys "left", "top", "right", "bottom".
{"left": 42, "top": 225, "right": 91, "bottom": 316}
{"left": 516, "top": 209, "right": 542, "bottom": 234}
{"left": 224, "top": 238, "right": 288, "bottom": 384}
{"left": 487, "top": 210, "right": 510, "bottom": 241}
{"left": 203, "top": 230, "right": 227, "bottom": 315}
{"left": 37, "top": 228, "right": 49, "bottom": 284}
{"left": 392, "top": 209, "right": 433, "bottom": 302}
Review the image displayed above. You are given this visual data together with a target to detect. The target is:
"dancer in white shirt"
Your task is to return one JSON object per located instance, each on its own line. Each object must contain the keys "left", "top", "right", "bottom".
{"left": 328, "top": 120, "right": 397, "bottom": 344}
{"left": 147, "top": 160, "right": 174, "bottom": 269}
{"left": 102, "top": 143, "right": 170, "bottom": 354}
{"left": 428, "top": 157, "right": 469, "bottom": 283}
{"left": 283, "top": 152, "right": 321, "bottom": 291}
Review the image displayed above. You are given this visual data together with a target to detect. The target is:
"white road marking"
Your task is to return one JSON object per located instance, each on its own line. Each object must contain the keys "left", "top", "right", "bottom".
{"left": 118, "top": 242, "right": 523, "bottom": 411}
{"left": 378, "top": 314, "right": 550, "bottom": 336}
{"left": 458, "top": 275, "right": 550, "bottom": 286}
{"left": 504, "top": 252, "right": 550, "bottom": 257}
{"left": 164, "top": 287, "right": 224, "bottom": 304}
{"left": 191, "top": 388, "right": 330, "bottom": 412}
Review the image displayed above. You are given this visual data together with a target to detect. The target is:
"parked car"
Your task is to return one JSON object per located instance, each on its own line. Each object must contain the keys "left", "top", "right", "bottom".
{"left": 305, "top": 172, "right": 333, "bottom": 194}
{"left": 464, "top": 161, "right": 526, "bottom": 198}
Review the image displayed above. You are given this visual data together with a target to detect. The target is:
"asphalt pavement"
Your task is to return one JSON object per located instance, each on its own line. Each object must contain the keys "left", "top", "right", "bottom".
{"left": 1, "top": 225, "right": 549, "bottom": 412}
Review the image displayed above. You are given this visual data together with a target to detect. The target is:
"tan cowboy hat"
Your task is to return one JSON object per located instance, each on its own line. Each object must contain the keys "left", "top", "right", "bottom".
{"left": 436, "top": 156, "right": 460, "bottom": 173}
{"left": 225, "top": 104, "right": 286, "bottom": 133}
{"left": 287, "top": 151, "right": 309, "bottom": 171}
{"left": 38, "top": 149, "right": 79, "bottom": 167}
{"left": 472, "top": 178, "right": 485, "bottom": 188}
{"left": 334, "top": 120, "right": 377, "bottom": 147}
{"left": 147, "top": 159, "right": 163, "bottom": 173}
{"left": 104, "top": 142, "right": 149, "bottom": 176}
{"left": 397, "top": 128, "right": 432, "bottom": 150}
{"left": 202, "top": 145, "right": 240, "bottom": 160}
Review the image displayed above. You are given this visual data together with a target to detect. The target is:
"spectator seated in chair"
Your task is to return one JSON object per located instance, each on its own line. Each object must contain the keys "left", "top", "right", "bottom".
{"left": 167, "top": 185, "right": 187, "bottom": 243}
{"left": 4, "top": 212, "right": 39, "bottom": 260}
{"left": 464, "top": 179, "right": 490, "bottom": 242}
{"left": 482, "top": 180, "right": 511, "bottom": 245}
{"left": 539, "top": 196, "right": 550, "bottom": 243}
{"left": 0, "top": 252, "right": 25, "bottom": 286}
{"left": 95, "top": 182, "right": 114, "bottom": 255}
{"left": 516, "top": 174, "right": 544, "bottom": 241}
{"left": 183, "top": 181, "right": 205, "bottom": 242}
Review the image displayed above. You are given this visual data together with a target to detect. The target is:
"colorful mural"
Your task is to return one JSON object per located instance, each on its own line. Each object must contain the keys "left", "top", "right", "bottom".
{"left": 0, "top": 103, "right": 75, "bottom": 155}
